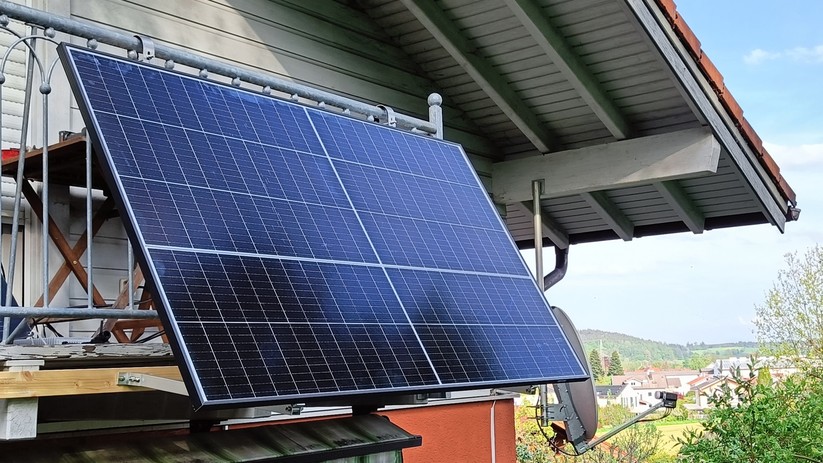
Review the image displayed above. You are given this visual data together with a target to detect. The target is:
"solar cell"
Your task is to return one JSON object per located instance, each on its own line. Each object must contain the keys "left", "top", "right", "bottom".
{"left": 60, "top": 44, "right": 586, "bottom": 408}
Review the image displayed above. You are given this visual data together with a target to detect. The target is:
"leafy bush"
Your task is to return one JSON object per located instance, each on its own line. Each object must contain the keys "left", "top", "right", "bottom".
{"left": 678, "top": 366, "right": 823, "bottom": 463}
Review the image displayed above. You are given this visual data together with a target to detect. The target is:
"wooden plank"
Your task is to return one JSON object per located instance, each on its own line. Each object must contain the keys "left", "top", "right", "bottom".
{"left": 581, "top": 191, "right": 634, "bottom": 241}
{"left": 399, "top": 0, "right": 560, "bottom": 153}
{"left": 503, "top": 0, "right": 632, "bottom": 139}
{"left": 0, "top": 366, "right": 181, "bottom": 399}
{"left": 492, "top": 127, "right": 720, "bottom": 203}
{"left": 655, "top": 180, "right": 705, "bottom": 233}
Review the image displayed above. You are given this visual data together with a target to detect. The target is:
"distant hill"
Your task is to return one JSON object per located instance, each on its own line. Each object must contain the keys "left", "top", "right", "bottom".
{"left": 579, "top": 329, "right": 758, "bottom": 370}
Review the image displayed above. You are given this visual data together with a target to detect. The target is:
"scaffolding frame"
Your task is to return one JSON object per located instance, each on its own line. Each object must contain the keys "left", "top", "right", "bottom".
{"left": 0, "top": 1, "right": 445, "bottom": 344}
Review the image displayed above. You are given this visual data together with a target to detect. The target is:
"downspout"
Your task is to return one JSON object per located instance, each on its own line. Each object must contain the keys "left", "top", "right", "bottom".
{"left": 543, "top": 247, "right": 568, "bottom": 290}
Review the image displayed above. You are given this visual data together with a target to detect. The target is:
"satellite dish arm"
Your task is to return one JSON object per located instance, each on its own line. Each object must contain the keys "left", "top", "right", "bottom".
{"left": 552, "top": 391, "right": 679, "bottom": 455}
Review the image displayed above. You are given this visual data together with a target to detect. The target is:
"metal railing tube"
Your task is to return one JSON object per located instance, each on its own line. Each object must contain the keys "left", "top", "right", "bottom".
{"left": 0, "top": 1, "right": 437, "bottom": 135}
{"left": 0, "top": 307, "right": 159, "bottom": 319}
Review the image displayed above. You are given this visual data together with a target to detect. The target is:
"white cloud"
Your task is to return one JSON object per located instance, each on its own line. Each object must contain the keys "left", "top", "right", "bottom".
{"left": 786, "top": 45, "right": 823, "bottom": 63}
{"left": 763, "top": 142, "right": 823, "bottom": 168}
{"left": 744, "top": 44, "right": 823, "bottom": 65}
{"left": 744, "top": 48, "right": 781, "bottom": 65}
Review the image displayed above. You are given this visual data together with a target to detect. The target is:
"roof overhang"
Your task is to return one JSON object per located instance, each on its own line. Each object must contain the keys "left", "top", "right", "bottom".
{"left": 357, "top": 0, "right": 797, "bottom": 246}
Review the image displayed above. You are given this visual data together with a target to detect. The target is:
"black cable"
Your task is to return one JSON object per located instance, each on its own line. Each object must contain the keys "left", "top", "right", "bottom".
{"left": 43, "top": 323, "right": 63, "bottom": 337}
{"left": 134, "top": 330, "right": 165, "bottom": 343}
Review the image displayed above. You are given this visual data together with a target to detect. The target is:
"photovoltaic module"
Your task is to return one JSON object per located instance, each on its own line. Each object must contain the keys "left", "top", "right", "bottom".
{"left": 60, "top": 44, "right": 586, "bottom": 408}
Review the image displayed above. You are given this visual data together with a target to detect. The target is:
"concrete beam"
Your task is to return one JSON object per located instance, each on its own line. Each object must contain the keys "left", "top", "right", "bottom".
{"left": 492, "top": 127, "right": 720, "bottom": 203}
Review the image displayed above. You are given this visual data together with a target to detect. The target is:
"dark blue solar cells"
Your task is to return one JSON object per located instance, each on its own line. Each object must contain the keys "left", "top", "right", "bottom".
{"left": 62, "top": 45, "right": 586, "bottom": 408}
{"left": 311, "top": 110, "right": 479, "bottom": 186}
{"left": 361, "top": 212, "right": 526, "bottom": 275}
{"left": 333, "top": 161, "right": 501, "bottom": 230}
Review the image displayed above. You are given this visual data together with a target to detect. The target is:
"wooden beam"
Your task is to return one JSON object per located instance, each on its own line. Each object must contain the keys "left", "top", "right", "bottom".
{"left": 581, "top": 191, "right": 634, "bottom": 241}
{"left": 0, "top": 366, "right": 181, "bottom": 399}
{"left": 399, "top": 0, "right": 559, "bottom": 153}
{"left": 655, "top": 180, "right": 705, "bottom": 233}
{"left": 34, "top": 197, "right": 115, "bottom": 307}
{"left": 503, "top": 0, "right": 632, "bottom": 139}
{"left": 511, "top": 201, "right": 570, "bottom": 249}
{"left": 21, "top": 181, "right": 108, "bottom": 307}
{"left": 492, "top": 127, "right": 720, "bottom": 203}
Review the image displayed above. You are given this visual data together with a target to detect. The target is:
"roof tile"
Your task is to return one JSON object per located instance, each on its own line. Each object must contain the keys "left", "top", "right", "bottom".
{"left": 740, "top": 117, "right": 764, "bottom": 155}
{"left": 674, "top": 15, "right": 701, "bottom": 60}
{"left": 656, "top": 0, "right": 796, "bottom": 208}
{"left": 720, "top": 90, "right": 744, "bottom": 123}
{"left": 698, "top": 53, "right": 724, "bottom": 94}
{"left": 658, "top": 0, "right": 678, "bottom": 23}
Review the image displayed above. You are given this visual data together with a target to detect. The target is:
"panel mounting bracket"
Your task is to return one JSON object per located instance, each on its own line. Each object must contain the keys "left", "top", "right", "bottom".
{"left": 134, "top": 35, "right": 155, "bottom": 61}
{"left": 377, "top": 104, "right": 397, "bottom": 127}
{"left": 118, "top": 372, "right": 188, "bottom": 396}
{"left": 264, "top": 403, "right": 305, "bottom": 416}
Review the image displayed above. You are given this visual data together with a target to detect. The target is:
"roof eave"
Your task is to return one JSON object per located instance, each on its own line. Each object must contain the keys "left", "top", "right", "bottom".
{"left": 628, "top": 0, "right": 793, "bottom": 231}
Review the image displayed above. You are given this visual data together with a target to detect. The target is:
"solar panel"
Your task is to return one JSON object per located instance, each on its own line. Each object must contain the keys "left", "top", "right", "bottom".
{"left": 60, "top": 44, "right": 587, "bottom": 408}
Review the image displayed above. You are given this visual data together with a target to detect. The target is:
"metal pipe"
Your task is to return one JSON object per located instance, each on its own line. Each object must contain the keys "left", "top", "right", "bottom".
{"left": 0, "top": 1, "right": 437, "bottom": 135}
{"left": 1, "top": 27, "right": 37, "bottom": 345}
{"left": 4, "top": 317, "right": 28, "bottom": 341}
{"left": 533, "top": 179, "right": 550, "bottom": 426}
{"left": 543, "top": 247, "right": 569, "bottom": 290}
{"left": 0, "top": 307, "right": 159, "bottom": 319}
{"left": 127, "top": 243, "right": 134, "bottom": 309}
{"left": 85, "top": 132, "right": 93, "bottom": 309}
{"left": 532, "top": 180, "right": 544, "bottom": 289}
{"left": 0, "top": 37, "right": 5, "bottom": 340}
{"left": 40, "top": 77, "right": 49, "bottom": 308}
{"left": 427, "top": 93, "right": 443, "bottom": 139}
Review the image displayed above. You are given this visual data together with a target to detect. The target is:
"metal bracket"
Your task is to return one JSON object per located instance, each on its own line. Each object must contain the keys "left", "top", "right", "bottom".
{"left": 134, "top": 35, "right": 155, "bottom": 61}
{"left": 377, "top": 104, "right": 397, "bottom": 127}
{"left": 118, "top": 372, "right": 187, "bottom": 396}
{"left": 543, "top": 403, "right": 569, "bottom": 422}
{"left": 265, "top": 403, "right": 305, "bottom": 416}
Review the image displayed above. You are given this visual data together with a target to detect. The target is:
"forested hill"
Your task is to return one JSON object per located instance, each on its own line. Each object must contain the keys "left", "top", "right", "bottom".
{"left": 579, "top": 329, "right": 758, "bottom": 369}
{"left": 580, "top": 329, "right": 688, "bottom": 366}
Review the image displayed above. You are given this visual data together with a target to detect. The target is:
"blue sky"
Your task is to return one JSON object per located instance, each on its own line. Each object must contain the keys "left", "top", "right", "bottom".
{"left": 532, "top": 1, "right": 823, "bottom": 345}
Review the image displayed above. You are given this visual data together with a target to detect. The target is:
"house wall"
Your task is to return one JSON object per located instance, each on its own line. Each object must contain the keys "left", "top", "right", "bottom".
{"left": 0, "top": 0, "right": 494, "bottom": 337}
{"left": 383, "top": 399, "right": 517, "bottom": 463}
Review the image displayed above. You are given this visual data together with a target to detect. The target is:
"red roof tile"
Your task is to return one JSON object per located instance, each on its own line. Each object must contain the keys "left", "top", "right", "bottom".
{"left": 654, "top": 0, "right": 796, "bottom": 207}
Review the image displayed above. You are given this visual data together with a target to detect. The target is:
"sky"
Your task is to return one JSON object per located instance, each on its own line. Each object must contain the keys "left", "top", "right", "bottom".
{"left": 530, "top": 1, "right": 823, "bottom": 345}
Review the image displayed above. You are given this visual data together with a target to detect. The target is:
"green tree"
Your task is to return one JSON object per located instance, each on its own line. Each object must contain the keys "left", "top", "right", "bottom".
{"left": 552, "top": 424, "right": 673, "bottom": 463}
{"left": 754, "top": 245, "right": 823, "bottom": 359}
{"left": 685, "top": 353, "right": 710, "bottom": 371}
{"left": 589, "top": 349, "right": 604, "bottom": 381}
{"left": 598, "top": 403, "right": 632, "bottom": 428}
{"left": 678, "top": 366, "right": 823, "bottom": 463}
{"left": 607, "top": 351, "right": 624, "bottom": 376}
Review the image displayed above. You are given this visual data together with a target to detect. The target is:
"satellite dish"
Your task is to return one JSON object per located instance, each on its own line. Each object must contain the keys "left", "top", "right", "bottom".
{"left": 551, "top": 306, "right": 598, "bottom": 441}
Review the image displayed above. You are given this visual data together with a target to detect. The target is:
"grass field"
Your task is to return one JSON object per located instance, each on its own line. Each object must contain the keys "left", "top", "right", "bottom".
{"left": 655, "top": 422, "right": 702, "bottom": 453}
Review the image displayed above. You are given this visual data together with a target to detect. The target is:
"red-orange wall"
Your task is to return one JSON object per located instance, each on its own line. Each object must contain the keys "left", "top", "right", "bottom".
{"left": 382, "top": 399, "right": 516, "bottom": 463}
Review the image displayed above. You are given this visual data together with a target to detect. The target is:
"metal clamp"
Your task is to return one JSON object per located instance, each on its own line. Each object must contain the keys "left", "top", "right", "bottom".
{"left": 134, "top": 35, "right": 155, "bottom": 61}
{"left": 266, "top": 403, "right": 305, "bottom": 416}
{"left": 118, "top": 372, "right": 187, "bottom": 396}
{"left": 377, "top": 104, "right": 397, "bottom": 127}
